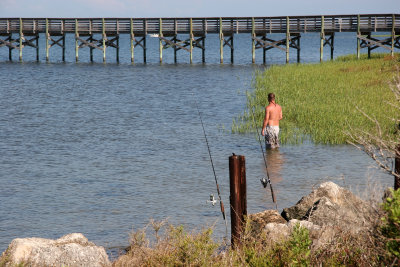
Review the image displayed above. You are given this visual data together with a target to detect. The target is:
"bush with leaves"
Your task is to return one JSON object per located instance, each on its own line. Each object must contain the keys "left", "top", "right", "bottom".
{"left": 382, "top": 188, "right": 400, "bottom": 258}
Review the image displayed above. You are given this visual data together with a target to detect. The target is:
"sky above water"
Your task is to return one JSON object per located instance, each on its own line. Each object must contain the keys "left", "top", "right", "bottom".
{"left": 0, "top": 0, "right": 399, "bottom": 18}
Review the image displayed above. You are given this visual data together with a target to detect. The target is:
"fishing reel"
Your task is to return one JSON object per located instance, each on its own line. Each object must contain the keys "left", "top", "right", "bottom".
{"left": 206, "top": 194, "right": 218, "bottom": 206}
{"left": 260, "top": 177, "right": 271, "bottom": 188}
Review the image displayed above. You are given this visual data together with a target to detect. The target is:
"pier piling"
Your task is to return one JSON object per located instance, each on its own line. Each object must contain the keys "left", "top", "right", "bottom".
{"left": 357, "top": 15, "right": 361, "bottom": 59}
{"left": 102, "top": 18, "right": 106, "bottom": 62}
{"left": 320, "top": 16, "right": 324, "bottom": 62}
{"left": 220, "top": 17, "right": 223, "bottom": 64}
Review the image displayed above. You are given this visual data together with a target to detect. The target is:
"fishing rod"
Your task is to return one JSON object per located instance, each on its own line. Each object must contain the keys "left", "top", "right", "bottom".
{"left": 250, "top": 106, "right": 278, "bottom": 210}
{"left": 193, "top": 94, "right": 229, "bottom": 239}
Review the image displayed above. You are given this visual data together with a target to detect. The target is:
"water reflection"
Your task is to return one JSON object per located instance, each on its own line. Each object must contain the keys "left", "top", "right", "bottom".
{"left": 259, "top": 149, "right": 285, "bottom": 185}
{"left": 265, "top": 149, "right": 285, "bottom": 184}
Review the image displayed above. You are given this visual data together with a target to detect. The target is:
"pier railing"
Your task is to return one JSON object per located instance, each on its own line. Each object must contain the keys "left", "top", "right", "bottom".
{"left": 1, "top": 14, "right": 399, "bottom": 35}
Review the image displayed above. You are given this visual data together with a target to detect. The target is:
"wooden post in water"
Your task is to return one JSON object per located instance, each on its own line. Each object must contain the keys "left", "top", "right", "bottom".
{"left": 116, "top": 19, "right": 120, "bottom": 63}
{"left": 190, "top": 18, "right": 193, "bottom": 64}
{"left": 252, "top": 17, "right": 255, "bottom": 64}
{"left": 357, "top": 15, "right": 361, "bottom": 59}
{"left": 7, "top": 19, "right": 12, "bottom": 61}
{"left": 45, "top": 18, "right": 49, "bottom": 61}
{"left": 367, "top": 33, "right": 371, "bottom": 59}
{"left": 90, "top": 35, "right": 94, "bottom": 62}
{"left": 116, "top": 36, "right": 120, "bottom": 63}
{"left": 102, "top": 18, "right": 106, "bottom": 62}
{"left": 320, "top": 16, "right": 324, "bottom": 62}
{"left": 219, "top": 17, "right": 223, "bottom": 64}
{"left": 62, "top": 20, "right": 66, "bottom": 62}
{"left": 297, "top": 34, "right": 301, "bottom": 63}
{"left": 19, "top": 18, "right": 23, "bottom": 61}
{"left": 395, "top": 144, "right": 400, "bottom": 190}
{"left": 9, "top": 31, "right": 12, "bottom": 61}
{"left": 202, "top": 19, "right": 206, "bottom": 63}
{"left": 130, "top": 18, "right": 134, "bottom": 63}
{"left": 286, "top": 16, "right": 290, "bottom": 63}
{"left": 159, "top": 18, "right": 163, "bottom": 63}
{"left": 89, "top": 20, "right": 94, "bottom": 62}
{"left": 330, "top": 33, "right": 334, "bottom": 60}
{"left": 173, "top": 19, "right": 177, "bottom": 63}
{"left": 229, "top": 154, "right": 247, "bottom": 248}
{"left": 144, "top": 19, "right": 147, "bottom": 63}
{"left": 75, "top": 19, "right": 79, "bottom": 62}
{"left": 392, "top": 14, "right": 395, "bottom": 57}
{"left": 36, "top": 33, "right": 39, "bottom": 61}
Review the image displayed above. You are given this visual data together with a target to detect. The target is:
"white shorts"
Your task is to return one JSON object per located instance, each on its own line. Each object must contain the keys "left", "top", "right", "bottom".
{"left": 265, "top": 126, "right": 280, "bottom": 149}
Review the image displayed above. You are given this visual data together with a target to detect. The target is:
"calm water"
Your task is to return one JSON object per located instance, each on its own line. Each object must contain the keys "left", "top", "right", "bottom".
{"left": 0, "top": 33, "right": 393, "bottom": 257}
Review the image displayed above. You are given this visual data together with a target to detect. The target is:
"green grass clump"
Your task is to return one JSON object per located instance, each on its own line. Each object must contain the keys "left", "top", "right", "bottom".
{"left": 233, "top": 54, "right": 400, "bottom": 144}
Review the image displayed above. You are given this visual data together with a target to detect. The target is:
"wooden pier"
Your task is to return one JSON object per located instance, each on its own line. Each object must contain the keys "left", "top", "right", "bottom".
{"left": 0, "top": 14, "right": 399, "bottom": 63}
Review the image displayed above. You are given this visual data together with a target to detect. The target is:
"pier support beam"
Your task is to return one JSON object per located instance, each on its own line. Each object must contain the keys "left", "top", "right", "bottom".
{"left": 253, "top": 34, "right": 301, "bottom": 64}
{"left": 220, "top": 17, "right": 223, "bottom": 64}
{"left": 320, "top": 32, "right": 335, "bottom": 61}
{"left": 159, "top": 34, "right": 205, "bottom": 63}
{"left": 46, "top": 33, "right": 66, "bottom": 62}
{"left": 223, "top": 35, "right": 234, "bottom": 64}
{"left": 75, "top": 19, "right": 79, "bottom": 62}
{"left": 190, "top": 18, "right": 193, "bottom": 64}
{"left": 102, "top": 18, "right": 106, "bottom": 62}
{"left": 74, "top": 19, "right": 119, "bottom": 63}
{"left": 357, "top": 15, "right": 361, "bottom": 59}
{"left": 286, "top": 16, "right": 290, "bottom": 63}
{"left": 158, "top": 18, "right": 205, "bottom": 64}
{"left": 252, "top": 17, "right": 255, "bottom": 63}
{"left": 159, "top": 18, "right": 163, "bottom": 63}
{"left": 320, "top": 16, "right": 324, "bottom": 62}
{"left": 0, "top": 34, "right": 18, "bottom": 61}
{"left": 219, "top": 33, "right": 234, "bottom": 64}
{"left": 130, "top": 35, "right": 146, "bottom": 63}
{"left": 392, "top": 14, "right": 395, "bottom": 57}
{"left": 357, "top": 32, "right": 400, "bottom": 58}
{"left": 16, "top": 29, "right": 40, "bottom": 62}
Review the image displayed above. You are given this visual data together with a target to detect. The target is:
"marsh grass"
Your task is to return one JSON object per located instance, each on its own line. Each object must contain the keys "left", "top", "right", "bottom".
{"left": 233, "top": 54, "right": 400, "bottom": 144}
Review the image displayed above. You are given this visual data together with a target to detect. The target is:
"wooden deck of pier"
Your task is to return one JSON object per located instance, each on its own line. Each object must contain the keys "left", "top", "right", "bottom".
{"left": 0, "top": 14, "right": 399, "bottom": 63}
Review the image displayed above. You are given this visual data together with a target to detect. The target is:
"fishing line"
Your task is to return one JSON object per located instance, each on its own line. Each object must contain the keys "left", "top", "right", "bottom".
{"left": 250, "top": 105, "right": 278, "bottom": 210}
{"left": 193, "top": 93, "right": 229, "bottom": 239}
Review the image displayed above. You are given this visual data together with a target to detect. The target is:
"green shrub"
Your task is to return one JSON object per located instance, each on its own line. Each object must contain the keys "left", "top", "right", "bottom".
{"left": 382, "top": 188, "right": 400, "bottom": 258}
{"left": 241, "top": 223, "right": 311, "bottom": 267}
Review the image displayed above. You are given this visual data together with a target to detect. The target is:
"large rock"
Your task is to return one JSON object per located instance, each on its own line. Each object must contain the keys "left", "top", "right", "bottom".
{"left": 262, "top": 219, "right": 321, "bottom": 244}
{"left": 281, "top": 182, "right": 373, "bottom": 230}
{"left": 0, "top": 233, "right": 111, "bottom": 267}
{"left": 248, "top": 209, "right": 287, "bottom": 234}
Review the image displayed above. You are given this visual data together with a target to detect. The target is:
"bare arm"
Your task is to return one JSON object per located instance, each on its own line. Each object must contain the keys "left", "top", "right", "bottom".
{"left": 261, "top": 107, "right": 269, "bottom": 136}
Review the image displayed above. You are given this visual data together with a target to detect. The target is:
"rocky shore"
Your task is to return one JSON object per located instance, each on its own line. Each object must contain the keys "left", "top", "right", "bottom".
{"left": 0, "top": 181, "right": 385, "bottom": 267}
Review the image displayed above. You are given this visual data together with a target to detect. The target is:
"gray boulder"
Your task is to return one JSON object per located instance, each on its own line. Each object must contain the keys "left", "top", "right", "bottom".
{"left": 262, "top": 219, "right": 320, "bottom": 243}
{"left": 0, "top": 233, "right": 111, "bottom": 267}
{"left": 248, "top": 209, "right": 287, "bottom": 234}
{"left": 281, "top": 181, "right": 373, "bottom": 230}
